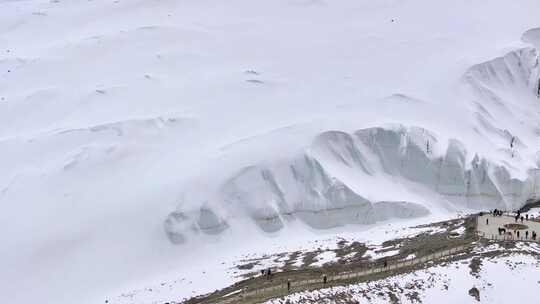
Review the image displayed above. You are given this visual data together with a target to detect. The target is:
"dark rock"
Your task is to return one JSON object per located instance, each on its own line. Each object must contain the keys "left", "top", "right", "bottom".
{"left": 468, "top": 286, "right": 480, "bottom": 301}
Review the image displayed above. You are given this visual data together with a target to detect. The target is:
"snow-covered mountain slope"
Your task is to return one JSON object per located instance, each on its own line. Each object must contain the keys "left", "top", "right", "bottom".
{"left": 1, "top": 1, "right": 540, "bottom": 304}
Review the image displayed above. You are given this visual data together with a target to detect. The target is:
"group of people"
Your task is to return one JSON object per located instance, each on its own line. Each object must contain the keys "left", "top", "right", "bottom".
{"left": 487, "top": 208, "right": 539, "bottom": 241}
{"left": 514, "top": 215, "right": 526, "bottom": 223}
{"left": 513, "top": 210, "right": 533, "bottom": 223}
{"left": 498, "top": 228, "right": 537, "bottom": 240}
{"left": 260, "top": 268, "right": 273, "bottom": 280}
{"left": 491, "top": 209, "right": 504, "bottom": 216}
{"left": 489, "top": 208, "right": 538, "bottom": 223}
{"left": 520, "top": 230, "right": 538, "bottom": 240}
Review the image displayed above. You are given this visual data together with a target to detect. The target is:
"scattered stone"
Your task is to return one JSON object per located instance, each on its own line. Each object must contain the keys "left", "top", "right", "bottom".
{"left": 469, "top": 257, "right": 482, "bottom": 278}
{"left": 468, "top": 286, "right": 480, "bottom": 301}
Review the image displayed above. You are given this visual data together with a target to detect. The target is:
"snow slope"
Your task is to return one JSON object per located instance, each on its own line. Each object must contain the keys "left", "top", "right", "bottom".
{"left": 0, "top": 0, "right": 539, "bottom": 303}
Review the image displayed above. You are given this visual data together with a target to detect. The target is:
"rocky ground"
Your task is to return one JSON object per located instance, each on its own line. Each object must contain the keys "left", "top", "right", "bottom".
{"left": 264, "top": 241, "right": 540, "bottom": 304}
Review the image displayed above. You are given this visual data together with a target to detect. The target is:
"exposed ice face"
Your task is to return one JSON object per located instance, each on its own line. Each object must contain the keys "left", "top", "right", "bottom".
{"left": 437, "top": 140, "right": 468, "bottom": 206}
{"left": 164, "top": 211, "right": 192, "bottom": 244}
{"left": 355, "top": 126, "right": 440, "bottom": 188}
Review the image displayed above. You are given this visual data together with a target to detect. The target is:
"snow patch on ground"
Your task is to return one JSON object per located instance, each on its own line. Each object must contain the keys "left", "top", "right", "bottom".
{"left": 311, "top": 251, "right": 338, "bottom": 267}
{"left": 365, "top": 248, "right": 400, "bottom": 260}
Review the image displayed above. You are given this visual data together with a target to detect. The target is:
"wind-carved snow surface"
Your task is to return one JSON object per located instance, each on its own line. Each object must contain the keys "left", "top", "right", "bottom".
{"left": 465, "top": 47, "right": 540, "bottom": 156}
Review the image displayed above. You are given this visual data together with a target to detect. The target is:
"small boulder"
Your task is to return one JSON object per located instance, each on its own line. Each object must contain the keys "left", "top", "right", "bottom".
{"left": 468, "top": 286, "right": 480, "bottom": 301}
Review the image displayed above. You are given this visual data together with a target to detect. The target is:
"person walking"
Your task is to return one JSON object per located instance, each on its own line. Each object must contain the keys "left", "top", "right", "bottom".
{"left": 486, "top": 218, "right": 489, "bottom": 225}
{"left": 517, "top": 230, "right": 520, "bottom": 239}
{"left": 287, "top": 279, "right": 291, "bottom": 292}
{"left": 526, "top": 231, "right": 529, "bottom": 239}
{"left": 323, "top": 274, "right": 327, "bottom": 285}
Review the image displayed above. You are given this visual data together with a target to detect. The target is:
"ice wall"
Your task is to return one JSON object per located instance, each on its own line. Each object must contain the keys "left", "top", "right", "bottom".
{"left": 165, "top": 125, "right": 540, "bottom": 243}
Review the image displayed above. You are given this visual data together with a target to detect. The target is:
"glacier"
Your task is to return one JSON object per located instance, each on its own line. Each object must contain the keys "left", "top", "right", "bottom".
{"left": 1, "top": 1, "right": 540, "bottom": 304}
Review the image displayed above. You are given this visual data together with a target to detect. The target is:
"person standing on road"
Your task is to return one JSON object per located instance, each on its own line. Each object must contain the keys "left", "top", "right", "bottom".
{"left": 323, "top": 274, "right": 327, "bottom": 285}
{"left": 526, "top": 231, "right": 529, "bottom": 239}
{"left": 486, "top": 218, "right": 489, "bottom": 225}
